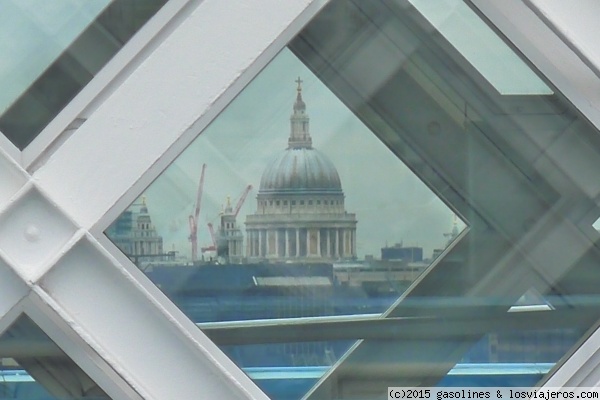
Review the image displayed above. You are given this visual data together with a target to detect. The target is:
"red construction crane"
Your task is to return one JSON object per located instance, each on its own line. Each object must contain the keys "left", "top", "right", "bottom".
{"left": 201, "top": 223, "right": 217, "bottom": 253}
{"left": 232, "top": 185, "right": 253, "bottom": 217}
{"left": 188, "top": 164, "right": 206, "bottom": 262}
{"left": 207, "top": 222, "right": 217, "bottom": 245}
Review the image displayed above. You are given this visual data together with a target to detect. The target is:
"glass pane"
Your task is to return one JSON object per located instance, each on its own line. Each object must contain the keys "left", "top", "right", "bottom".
{"left": 0, "top": 315, "right": 110, "bottom": 399}
{"left": 407, "top": 0, "right": 553, "bottom": 95}
{"left": 0, "top": 0, "right": 168, "bottom": 150}
{"left": 107, "top": 0, "right": 600, "bottom": 399}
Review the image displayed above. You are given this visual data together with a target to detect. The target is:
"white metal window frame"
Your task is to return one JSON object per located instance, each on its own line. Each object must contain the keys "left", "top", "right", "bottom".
{"left": 0, "top": 0, "right": 596, "bottom": 399}
{"left": 23, "top": 0, "right": 199, "bottom": 172}
{"left": 0, "top": 0, "right": 200, "bottom": 171}
{"left": 0, "top": 0, "right": 328, "bottom": 398}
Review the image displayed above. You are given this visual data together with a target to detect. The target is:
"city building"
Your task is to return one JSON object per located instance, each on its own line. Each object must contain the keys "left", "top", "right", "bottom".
{"left": 245, "top": 79, "right": 357, "bottom": 263}
{"left": 380, "top": 243, "right": 423, "bottom": 262}
{"left": 216, "top": 195, "right": 247, "bottom": 263}
{"left": 106, "top": 198, "right": 166, "bottom": 265}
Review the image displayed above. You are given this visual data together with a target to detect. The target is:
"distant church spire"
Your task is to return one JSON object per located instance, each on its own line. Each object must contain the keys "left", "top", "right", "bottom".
{"left": 288, "top": 77, "right": 312, "bottom": 149}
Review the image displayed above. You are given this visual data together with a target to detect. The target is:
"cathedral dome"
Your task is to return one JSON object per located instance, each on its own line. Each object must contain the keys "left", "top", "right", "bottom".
{"left": 259, "top": 148, "right": 342, "bottom": 194}
{"left": 246, "top": 78, "right": 357, "bottom": 263}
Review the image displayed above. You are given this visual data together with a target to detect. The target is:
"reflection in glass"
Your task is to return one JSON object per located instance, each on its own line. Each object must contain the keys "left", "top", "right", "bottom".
{"left": 407, "top": 0, "right": 552, "bottom": 95}
{"left": 232, "top": 341, "right": 351, "bottom": 400}
{"left": 0, "top": 0, "right": 168, "bottom": 149}
{"left": 0, "top": 315, "right": 110, "bottom": 399}
{"left": 108, "top": 0, "right": 600, "bottom": 399}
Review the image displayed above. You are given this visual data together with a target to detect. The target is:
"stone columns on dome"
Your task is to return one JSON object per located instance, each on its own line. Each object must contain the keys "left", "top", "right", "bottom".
{"left": 317, "top": 229, "right": 321, "bottom": 257}
{"left": 285, "top": 230, "right": 290, "bottom": 257}
{"left": 244, "top": 225, "right": 356, "bottom": 261}
{"left": 306, "top": 229, "right": 310, "bottom": 256}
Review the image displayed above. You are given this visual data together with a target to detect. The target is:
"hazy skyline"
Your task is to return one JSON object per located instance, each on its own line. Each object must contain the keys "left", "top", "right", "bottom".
{"left": 121, "top": 48, "right": 465, "bottom": 261}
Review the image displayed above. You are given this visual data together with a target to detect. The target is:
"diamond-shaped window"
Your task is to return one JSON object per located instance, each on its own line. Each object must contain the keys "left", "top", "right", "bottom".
{"left": 107, "top": 48, "right": 465, "bottom": 398}
{"left": 106, "top": 0, "right": 600, "bottom": 399}
{"left": 0, "top": 0, "right": 168, "bottom": 150}
{"left": 107, "top": 46, "right": 463, "bottom": 313}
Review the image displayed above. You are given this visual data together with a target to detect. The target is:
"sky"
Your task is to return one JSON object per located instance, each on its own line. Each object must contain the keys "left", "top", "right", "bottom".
{"left": 122, "top": 47, "right": 464, "bottom": 261}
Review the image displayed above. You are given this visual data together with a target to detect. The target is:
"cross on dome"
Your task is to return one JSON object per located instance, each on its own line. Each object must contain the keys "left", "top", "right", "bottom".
{"left": 295, "top": 77, "right": 303, "bottom": 91}
{"left": 289, "top": 78, "right": 311, "bottom": 148}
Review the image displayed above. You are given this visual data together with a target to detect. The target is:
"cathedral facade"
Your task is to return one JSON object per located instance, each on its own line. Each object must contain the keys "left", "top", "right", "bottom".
{"left": 245, "top": 79, "right": 357, "bottom": 263}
